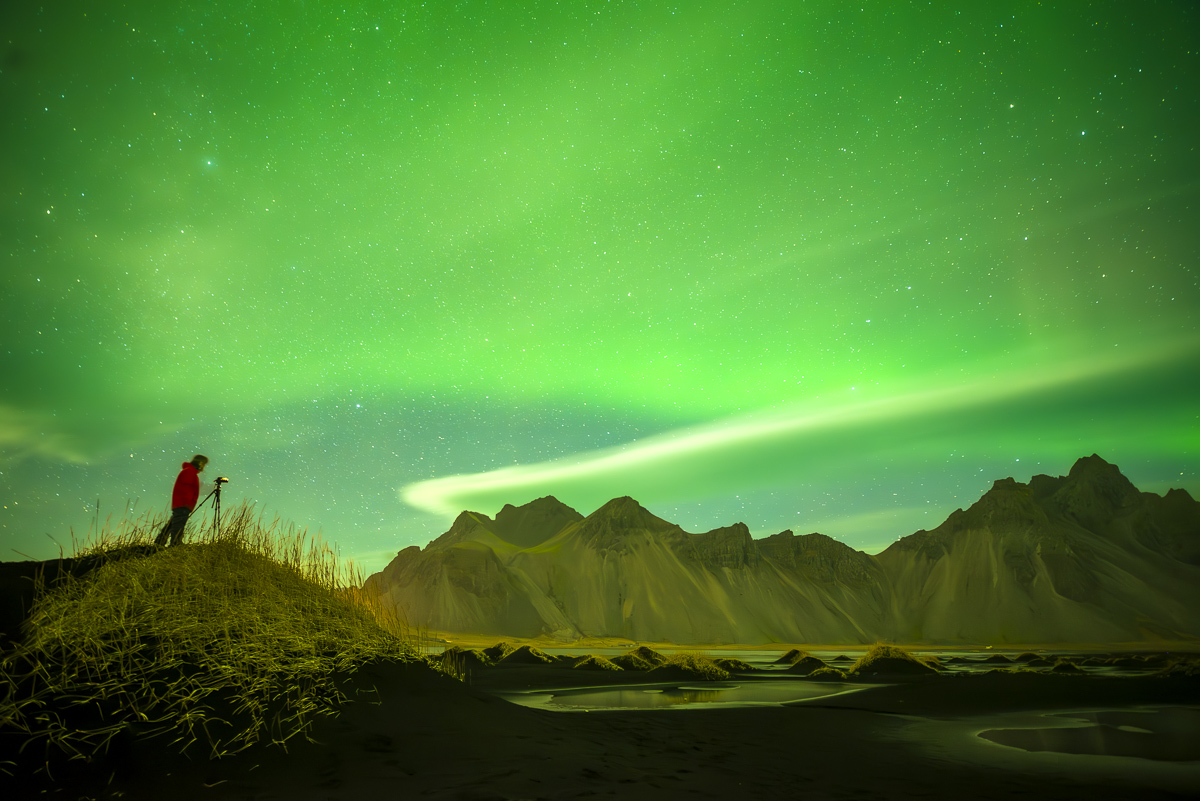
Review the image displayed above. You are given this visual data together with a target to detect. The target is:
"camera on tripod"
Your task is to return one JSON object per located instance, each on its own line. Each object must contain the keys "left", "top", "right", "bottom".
{"left": 193, "top": 476, "right": 232, "bottom": 534}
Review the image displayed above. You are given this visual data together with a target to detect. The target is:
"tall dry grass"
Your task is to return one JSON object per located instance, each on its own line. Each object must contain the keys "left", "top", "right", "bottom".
{"left": 0, "top": 502, "right": 430, "bottom": 777}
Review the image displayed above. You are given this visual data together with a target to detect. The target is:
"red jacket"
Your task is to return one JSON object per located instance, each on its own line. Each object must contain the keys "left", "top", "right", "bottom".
{"left": 171, "top": 463, "right": 201, "bottom": 510}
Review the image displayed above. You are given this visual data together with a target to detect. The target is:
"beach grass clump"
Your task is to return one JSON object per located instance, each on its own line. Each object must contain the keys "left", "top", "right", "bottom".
{"left": 847, "top": 644, "right": 937, "bottom": 678}
{"left": 0, "top": 503, "right": 425, "bottom": 771}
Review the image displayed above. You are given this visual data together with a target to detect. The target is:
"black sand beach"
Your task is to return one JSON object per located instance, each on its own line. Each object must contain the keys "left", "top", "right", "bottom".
{"left": 7, "top": 647, "right": 1199, "bottom": 800}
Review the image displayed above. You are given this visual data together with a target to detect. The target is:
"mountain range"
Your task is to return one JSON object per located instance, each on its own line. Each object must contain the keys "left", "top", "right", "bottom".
{"left": 362, "top": 455, "right": 1200, "bottom": 644}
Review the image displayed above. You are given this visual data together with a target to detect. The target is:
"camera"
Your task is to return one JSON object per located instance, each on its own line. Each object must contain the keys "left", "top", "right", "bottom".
{"left": 215, "top": 476, "right": 230, "bottom": 484}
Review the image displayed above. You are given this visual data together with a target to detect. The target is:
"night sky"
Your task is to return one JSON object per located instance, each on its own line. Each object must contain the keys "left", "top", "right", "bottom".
{"left": 3, "top": 2, "right": 1197, "bottom": 573}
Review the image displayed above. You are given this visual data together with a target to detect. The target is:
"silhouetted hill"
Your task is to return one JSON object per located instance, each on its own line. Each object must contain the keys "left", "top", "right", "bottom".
{"left": 364, "top": 456, "right": 1200, "bottom": 644}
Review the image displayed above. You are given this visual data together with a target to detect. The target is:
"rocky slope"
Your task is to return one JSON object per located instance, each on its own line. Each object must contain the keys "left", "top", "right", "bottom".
{"left": 363, "top": 456, "right": 1200, "bottom": 644}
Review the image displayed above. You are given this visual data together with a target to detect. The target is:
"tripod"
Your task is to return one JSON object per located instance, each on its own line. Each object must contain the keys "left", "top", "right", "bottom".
{"left": 194, "top": 477, "right": 230, "bottom": 536}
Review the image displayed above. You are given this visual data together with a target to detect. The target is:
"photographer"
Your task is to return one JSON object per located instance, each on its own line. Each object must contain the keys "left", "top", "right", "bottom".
{"left": 154, "top": 454, "right": 209, "bottom": 547}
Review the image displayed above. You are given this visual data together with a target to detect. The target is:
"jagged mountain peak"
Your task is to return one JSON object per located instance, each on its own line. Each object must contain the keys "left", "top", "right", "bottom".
{"left": 1164, "top": 487, "right": 1197, "bottom": 506}
{"left": 426, "top": 497, "right": 583, "bottom": 551}
{"left": 882, "top": 455, "right": 1172, "bottom": 565}
{"left": 589, "top": 496, "right": 672, "bottom": 526}
{"left": 926, "top": 455, "right": 1143, "bottom": 538}
{"left": 495, "top": 495, "right": 576, "bottom": 517}
{"left": 571, "top": 496, "right": 682, "bottom": 549}
{"left": 1044, "top": 453, "right": 1141, "bottom": 529}
{"left": 491, "top": 496, "right": 584, "bottom": 549}
{"left": 1065, "top": 453, "right": 1139, "bottom": 500}
{"left": 426, "top": 510, "right": 494, "bottom": 550}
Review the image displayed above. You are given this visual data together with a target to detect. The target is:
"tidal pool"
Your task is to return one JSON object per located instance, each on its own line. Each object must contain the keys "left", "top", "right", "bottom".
{"left": 979, "top": 707, "right": 1200, "bottom": 761}
{"left": 502, "top": 680, "right": 866, "bottom": 711}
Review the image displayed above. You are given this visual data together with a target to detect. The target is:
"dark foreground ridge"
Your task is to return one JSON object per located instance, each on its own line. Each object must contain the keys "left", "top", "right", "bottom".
{"left": 6, "top": 634, "right": 1200, "bottom": 799}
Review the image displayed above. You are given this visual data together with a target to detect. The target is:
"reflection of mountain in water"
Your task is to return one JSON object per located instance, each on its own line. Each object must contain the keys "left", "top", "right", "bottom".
{"left": 363, "top": 456, "right": 1200, "bottom": 645}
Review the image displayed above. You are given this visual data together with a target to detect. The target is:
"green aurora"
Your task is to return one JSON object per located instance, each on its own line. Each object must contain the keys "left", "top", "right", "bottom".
{"left": 2, "top": 1, "right": 1197, "bottom": 570}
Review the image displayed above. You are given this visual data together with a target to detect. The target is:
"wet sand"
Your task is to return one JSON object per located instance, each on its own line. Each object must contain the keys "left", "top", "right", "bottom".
{"left": 11, "top": 651, "right": 1197, "bottom": 800}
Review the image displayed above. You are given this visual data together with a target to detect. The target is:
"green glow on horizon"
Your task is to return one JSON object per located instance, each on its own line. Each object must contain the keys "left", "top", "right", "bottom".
{"left": 1, "top": 2, "right": 1197, "bottom": 569}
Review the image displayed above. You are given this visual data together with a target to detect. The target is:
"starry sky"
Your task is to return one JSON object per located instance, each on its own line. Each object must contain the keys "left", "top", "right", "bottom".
{"left": 2, "top": 1, "right": 1198, "bottom": 573}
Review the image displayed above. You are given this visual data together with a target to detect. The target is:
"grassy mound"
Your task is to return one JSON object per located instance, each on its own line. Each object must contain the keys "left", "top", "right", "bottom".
{"left": 712, "top": 657, "right": 754, "bottom": 672}
{"left": 482, "top": 641, "right": 520, "bottom": 663}
{"left": 807, "top": 666, "right": 848, "bottom": 680}
{"left": 919, "top": 654, "right": 945, "bottom": 671}
{"left": 785, "top": 655, "right": 828, "bottom": 675}
{"left": 648, "top": 653, "right": 731, "bottom": 681}
{"left": 0, "top": 505, "right": 426, "bottom": 774}
{"left": 628, "top": 646, "right": 668, "bottom": 666}
{"left": 436, "top": 645, "right": 492, "bottom": 676}
{"left": 773, "top": 648, "right": 807, "bottom": 664}
{"left": 497, "top": 645, "right": 555, "bottom": 665}
{"left": 847, "top": 644, "right": 937, "bottom": 678}
{"left": 1156, "top": 657, "right": 1200, "bottom": 677}
{"left": 610, "top": 645, "right": 668, "bottom": 672}
{"left": 611, "top": 653, "right": 653, "bottom": 671}
{"left": 572, "top": 654, "right": 622, "bottom": 671}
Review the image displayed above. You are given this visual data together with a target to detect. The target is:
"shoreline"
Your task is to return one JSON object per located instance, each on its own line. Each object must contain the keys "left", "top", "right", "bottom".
{"left": 421, "top": 631, "right": 1200, "bottom": 655}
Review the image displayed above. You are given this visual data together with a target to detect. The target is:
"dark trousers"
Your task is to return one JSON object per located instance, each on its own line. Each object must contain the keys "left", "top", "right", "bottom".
{"left": 154, "top": 507, "right": 191, "bottom": 546}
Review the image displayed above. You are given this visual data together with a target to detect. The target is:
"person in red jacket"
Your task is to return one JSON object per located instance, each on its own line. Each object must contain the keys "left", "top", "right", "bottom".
{"left": 154, "top": 454, "right": 209, "bottom": 547}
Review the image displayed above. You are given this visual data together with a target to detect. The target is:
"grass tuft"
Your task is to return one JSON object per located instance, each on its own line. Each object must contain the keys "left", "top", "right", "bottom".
{"left": 0, "top": 503, "right": 428, "bottom": 774}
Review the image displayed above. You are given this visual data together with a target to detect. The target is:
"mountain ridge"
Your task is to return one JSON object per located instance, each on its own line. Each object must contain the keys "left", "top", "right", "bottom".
{"left": 364, "top": 455, "right": 1200, "bottom": 644}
